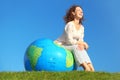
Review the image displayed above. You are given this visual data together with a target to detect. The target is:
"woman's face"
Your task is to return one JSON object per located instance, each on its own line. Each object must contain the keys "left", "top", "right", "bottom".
{"left": 73, "top": 7, "right": 83, "bottom": 19}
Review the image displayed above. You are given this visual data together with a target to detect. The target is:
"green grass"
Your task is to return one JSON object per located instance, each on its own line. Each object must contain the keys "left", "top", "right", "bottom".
{"left": 0, "top": 71, "right": 120, "bottom": 80}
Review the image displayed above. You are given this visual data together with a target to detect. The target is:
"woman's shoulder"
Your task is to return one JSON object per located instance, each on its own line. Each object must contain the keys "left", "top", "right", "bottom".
{"left": 81, "top": 25, "right": 84, "bottom": 29}
{"left": 66, "top": 21, "right": 74, "bottom": 25}
{"left": 65, "top": 21, "right": 74, "bottom": 30}
{"left": 65, "top": 21, "right": 74, "bottom": 28}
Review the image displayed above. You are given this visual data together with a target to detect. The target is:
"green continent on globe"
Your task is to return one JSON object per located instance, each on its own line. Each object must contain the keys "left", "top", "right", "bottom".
{"left": 27, "top": 45, "right": 43, "bottom": 70}
{"left": 65, "top": 49, "right": 74, "bottom": 68}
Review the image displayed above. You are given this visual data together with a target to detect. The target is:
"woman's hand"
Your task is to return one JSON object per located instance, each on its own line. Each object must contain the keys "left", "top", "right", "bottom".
{"left": 54, "top": 40, "right": 62, "bottom": 45}
{"left": 77, "top": 41, "right": 89, "bottom": 50}
{"left": 77, "top": 41, "right": 85, "bottom": 50}
{"left": 83, "top": 42, "right": 89, "bottom": 50}
{"left": 77, "top": 44, "right": 84, "bottom": 50}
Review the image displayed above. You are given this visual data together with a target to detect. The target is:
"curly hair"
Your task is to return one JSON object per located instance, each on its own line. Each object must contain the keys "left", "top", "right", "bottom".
{"left": 64, "top": 5, "right": 84, "bottom": 24}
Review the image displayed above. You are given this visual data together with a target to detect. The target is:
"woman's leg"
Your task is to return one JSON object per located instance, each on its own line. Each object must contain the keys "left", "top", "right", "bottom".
{"left": 87, "top": 63, "right": 95, "bottom": 72}
{"left": 81, "top": 62, "right": 90, "bottom": 71}
{"left": 62, "top": 45, "right": 94, "bottom": 71}
{"left": 82, "top": 50, "right": 94, "bottom": 72}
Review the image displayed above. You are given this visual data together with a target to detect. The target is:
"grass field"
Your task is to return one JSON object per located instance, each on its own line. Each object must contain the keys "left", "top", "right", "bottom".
{"left": 0, "top": 71, "right": 120, "bottom": 80}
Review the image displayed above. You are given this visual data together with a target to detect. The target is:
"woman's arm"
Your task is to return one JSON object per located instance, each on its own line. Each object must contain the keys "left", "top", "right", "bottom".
{"left": 77, "top": 26, "right": 89, "bottom": 50}
{"left": 65, "top": 22, "right": 77, "bottom": 45}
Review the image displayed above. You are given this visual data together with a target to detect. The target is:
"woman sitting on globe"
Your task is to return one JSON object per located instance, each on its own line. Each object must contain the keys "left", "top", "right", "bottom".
{"left": 55, "top": 5, "right": 94, "bottom": 72}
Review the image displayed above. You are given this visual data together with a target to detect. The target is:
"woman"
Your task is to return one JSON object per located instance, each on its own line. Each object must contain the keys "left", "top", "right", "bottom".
{"left": 55, "top": 5, "right": 94, "bottom": 71}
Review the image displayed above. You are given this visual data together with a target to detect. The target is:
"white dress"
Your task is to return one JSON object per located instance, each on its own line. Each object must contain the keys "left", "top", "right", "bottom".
{"left": 55, "top": 21, "right": 92, "bottom": 66}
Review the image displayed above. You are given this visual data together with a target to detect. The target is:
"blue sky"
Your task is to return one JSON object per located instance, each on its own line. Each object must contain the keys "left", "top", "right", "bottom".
{"left": 0, "top": 0, "right": 120, "bottom": 72}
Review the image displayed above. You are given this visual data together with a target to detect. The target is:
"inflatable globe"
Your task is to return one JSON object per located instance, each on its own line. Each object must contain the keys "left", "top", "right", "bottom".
{"left": 24, "top": 38, "right": 75, "bottom": 71}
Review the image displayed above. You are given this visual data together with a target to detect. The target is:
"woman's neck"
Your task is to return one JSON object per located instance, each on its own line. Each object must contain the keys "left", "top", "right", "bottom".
{"left": 73, "top": 18, "right": 80, "bottom": 25}
{"left": 73, "top": 19, "right": 81, "bottom": 30}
